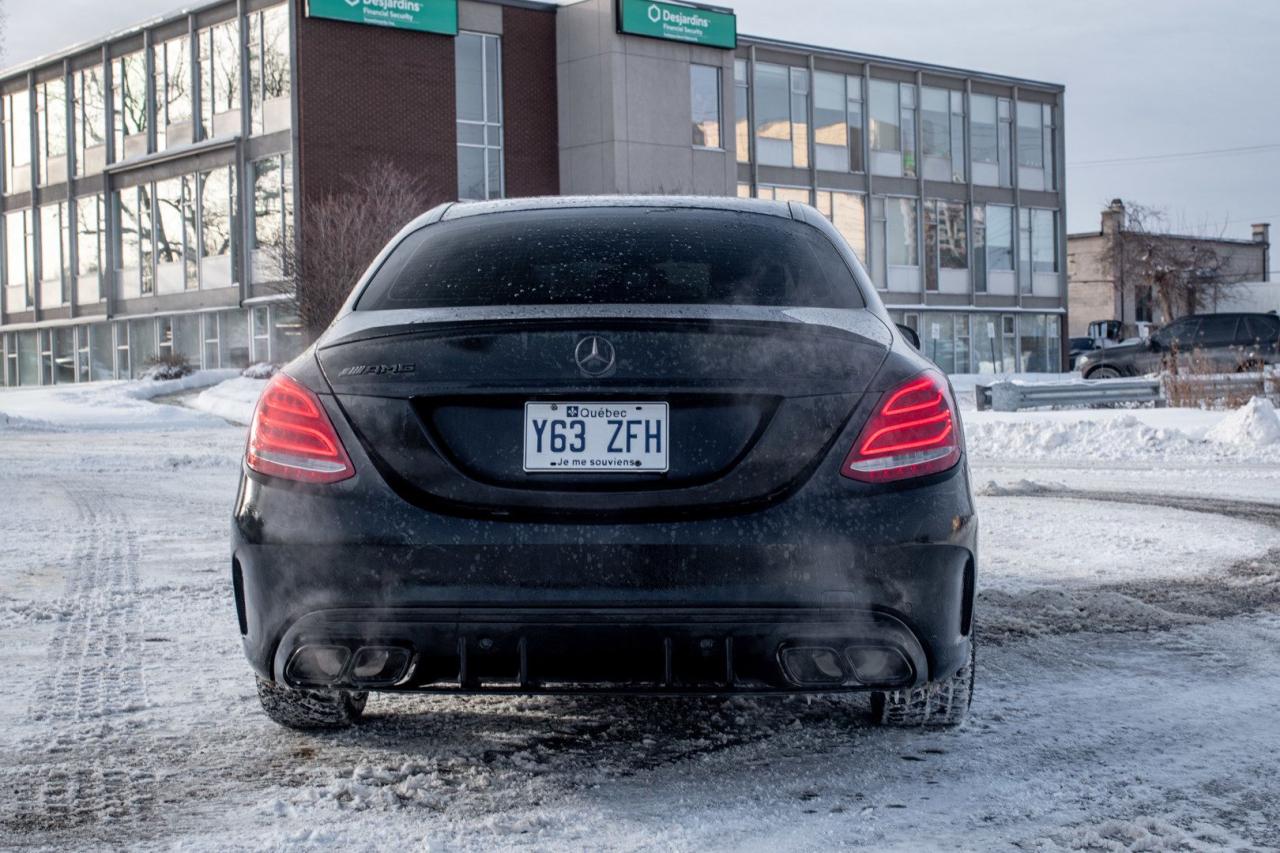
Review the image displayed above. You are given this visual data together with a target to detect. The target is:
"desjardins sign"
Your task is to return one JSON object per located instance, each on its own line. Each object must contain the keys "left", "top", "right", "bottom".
{"left": 307, "top": 0, "right": 459, "bottom": 35}
{"left": 617, "top": 0, "right": 737, "bottom": 49}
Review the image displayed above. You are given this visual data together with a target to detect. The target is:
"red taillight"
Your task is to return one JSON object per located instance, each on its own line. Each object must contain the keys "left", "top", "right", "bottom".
{"left": 842, "top": 370, "right": 961, "bottom": 483}
{"left": 246, "top": 373, "right": 355, "bottom": 484}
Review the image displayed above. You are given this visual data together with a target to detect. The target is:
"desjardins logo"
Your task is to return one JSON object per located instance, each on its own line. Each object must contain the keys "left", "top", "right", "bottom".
{"left": 348, "top": 0, "right": 425, "bottom": 11}
{"left": 646, "top": 4, "right": 711, "bottom": 29}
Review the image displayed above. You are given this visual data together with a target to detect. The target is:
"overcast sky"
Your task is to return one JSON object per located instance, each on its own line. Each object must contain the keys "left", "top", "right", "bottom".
{"left": 1, "top": 0, "right": 1276, "bottom": 267}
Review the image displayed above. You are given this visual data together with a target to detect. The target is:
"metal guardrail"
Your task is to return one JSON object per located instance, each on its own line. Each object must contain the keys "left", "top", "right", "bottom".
{"left": 976, "top": 377, "right": 1164, "bottom": 411}
{"left": 975, "top": 370, "right": 1280, "bottom": 412}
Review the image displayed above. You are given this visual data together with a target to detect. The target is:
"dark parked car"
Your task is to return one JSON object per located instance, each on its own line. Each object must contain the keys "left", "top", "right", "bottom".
{"left": 233, "top": 197, "right": 977, "bottom": 731}
{"left": 1076, "top": 312, "right": 1280, "bottom": 379}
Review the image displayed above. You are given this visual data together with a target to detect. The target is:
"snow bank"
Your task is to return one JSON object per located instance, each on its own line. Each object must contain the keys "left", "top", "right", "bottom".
{"left": 966, "top": 402, "right": 1280, "bottom": 463}
{"left": 189, "top": 376, "right": 267, "bottom": 425}
{"left": 1204, "top": 396, "right": 1280, "bottom": 447}
{"left": 0, "top": 369, "right": 238, "bottom": 431}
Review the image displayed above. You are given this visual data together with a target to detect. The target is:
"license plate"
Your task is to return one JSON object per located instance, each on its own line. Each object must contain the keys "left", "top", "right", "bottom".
{"left": 523, "top": 402, "right": 669, "bottom": 473}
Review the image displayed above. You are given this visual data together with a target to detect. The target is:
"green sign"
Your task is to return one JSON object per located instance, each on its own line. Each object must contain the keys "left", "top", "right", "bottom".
{"left": 617, "top": 0, "right": 737, "bottom": 49}
{"left": 307, "top": 0, "right": 458, "bottom": 35}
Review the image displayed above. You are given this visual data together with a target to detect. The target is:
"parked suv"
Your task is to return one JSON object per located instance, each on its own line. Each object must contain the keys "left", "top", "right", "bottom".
{"left": 1076, "top": 313, "right": 1280, "bottom": 379}
{"left": 232, "top": 197, "right": 977, "bottom": 731}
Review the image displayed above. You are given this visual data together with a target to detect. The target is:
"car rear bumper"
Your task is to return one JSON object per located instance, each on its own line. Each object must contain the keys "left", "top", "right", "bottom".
{"left": 233, "top": 536, "right": 975, "bottom": 694}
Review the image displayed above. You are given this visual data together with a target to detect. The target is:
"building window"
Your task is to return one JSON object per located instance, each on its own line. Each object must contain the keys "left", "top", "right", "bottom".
{"left": 847, "top": 75, "right": 864, "bottom": 173}
{"left": 112, "top": 51, "right": 148, "bottom": 160}
{"left": 39, "top": 201, "right": 71, "bottom": 307}
{"left": 252, "top": 153, "right": 293, "bottom": 281}
{"left": 813, "top": 71, "right": 847, "bottom": 172}
{"left": 810, "top": 72, "right": 867, "bottom": 173}
{"left": 154, "top": 177, "right": 199, "bottom": 294}
{"left": 251, "top": 305, "right": 270, "bottom": 362}
{"left": 918, "top": 88, "right": 965, "bottom": 181}
{"left": 202, "top": 313, "right": 220, "bottom": 369}
{"left": 128, "top": 317, "right": 156, "bottom": 378}
{"left": 199, "top": 165, "right": 236, "bottom": 288}
{"left": 886, "top": 197, "right": 919, "bottom": 268}
{"left": 869, "top": 80, "right": 914, "bottom": 177}
{"left": 868, "top": 79, "right": 898, "bottom": 153}
{"left": 753, "top": 63, "right": 807, "bottom": 169}
{"left": 87, "top": 324, "right": 115, "bottom": 380}
{"left": 155, "top": 35, "right": 193, "bottom": 150}
{"left": 1017, "top": 207, "right": 1058, "bottom": 293}
{"left": 72, "top": 65, "right": 108, "bottom": 176}
{"left": 35, "top": 77, "right": 68, "bottom": 186}
{"left": 920, "top": 86, "right": 964, "bottom": 182}
{"left": 734, "top": 59, "right": 749, "bottom": 163}
{"left": 75, "top": 194, "right": 104, "bottom": 303}
{"left": 199, "top": 18, "right": 242, "bottom": 140}
{"left": 690, "top": 64, "right": 722, "bottom": 148}
{"left": 971, "top": 94, "right": 1013, "bottom": 188}
{"left": 1017, "top": 101, "right": 1055, "bottom": 190}
{"left": 923, "top": 200, "right": 967, "bottom": 292}
{"left": 3, "top": 88, "right": 32, "bottom": 194}
{"left": 159, "top": 314, "right": 201, "bottom": 365}
{"left": 249, "top": 5, "right": 291, "bottom": 136}
{"left": 973, "top": 203, "right": 1014, "bottom": 294}
{"left": 221, "top": 309, "right": 250, "bottom": 368}
{"left": 455, "top": 32, "right": 504, "bottom": 201}
{"left": 114, "top": 184, "right": 156, "bottom": 298}
{"left": 814, "top": 190, "right": 867, "bottom": 263}
{"left": 1031, "top": 208, "right": 1058, "bottom": 273}
{"left": 4, "top": 209, "right": 35, "bottom": 311}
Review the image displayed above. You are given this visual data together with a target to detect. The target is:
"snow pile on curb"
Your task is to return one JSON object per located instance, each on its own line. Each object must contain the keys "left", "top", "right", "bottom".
{"left": 0, "top": 369, "right": 239, "bottom": 430}
{"left": 1205, "top": 397, "right": 1280, "bottom": 447}
{"left": 189, "top": 376, "right": 267, "bottom": 425}
{"left": 966, "top": 414, "right": 1202, "bottom": 461}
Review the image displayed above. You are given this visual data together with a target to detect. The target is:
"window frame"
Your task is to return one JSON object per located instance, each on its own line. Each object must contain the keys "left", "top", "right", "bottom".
{"left": 690, "top": 63, "right": 723, "bottom": 150}
{"left": 455, "top": 31, "right": 505, "bottom": 202}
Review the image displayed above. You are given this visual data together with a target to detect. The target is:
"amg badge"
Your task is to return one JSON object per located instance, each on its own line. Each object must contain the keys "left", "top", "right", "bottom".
{"left": 338, "top": 363, "right": 417, "bottom": 377}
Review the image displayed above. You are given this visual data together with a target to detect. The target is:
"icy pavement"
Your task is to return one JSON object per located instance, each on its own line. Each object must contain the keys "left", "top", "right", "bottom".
{"left": 2, "top": 382, "right": 1280, "bottom": 850}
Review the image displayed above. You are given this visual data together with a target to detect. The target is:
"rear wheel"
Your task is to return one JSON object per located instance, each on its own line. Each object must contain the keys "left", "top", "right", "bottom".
{"left": 870, "top": 641, "right": 974, "bottom": 728}
{"left": 255, "top": 677, "right": 368, "bottom": 730}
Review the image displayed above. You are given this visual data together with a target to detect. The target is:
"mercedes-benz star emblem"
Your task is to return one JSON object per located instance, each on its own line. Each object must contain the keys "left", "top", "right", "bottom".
{"left": 574, "top": 336, "right": 617, "bottom": 377}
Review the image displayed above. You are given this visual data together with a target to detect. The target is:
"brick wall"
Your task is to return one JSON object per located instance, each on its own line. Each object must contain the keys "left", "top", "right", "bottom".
{"left": 500, "top": 6, "right": 560, "bottom": 198}
{"left": 293, "top": 0, "right": 459, "bottom": 210}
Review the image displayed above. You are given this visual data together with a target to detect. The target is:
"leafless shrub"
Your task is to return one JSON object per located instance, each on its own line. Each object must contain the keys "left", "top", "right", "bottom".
{"left": 1162, "top": 348, "right": 1263, "bottom": 409}
{"left": 269, "top": 161, "right": 438, "bottom": 338}
{"left": 140, "top": 352, "right": 194, "bottom": 381}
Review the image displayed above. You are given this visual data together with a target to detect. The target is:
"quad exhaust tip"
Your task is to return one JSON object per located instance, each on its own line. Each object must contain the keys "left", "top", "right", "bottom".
{"left": 286, "top": 644, "right": 412, "bottom": 688}
{"left": 779, "top": 644, "right": 913, "bottom": 688}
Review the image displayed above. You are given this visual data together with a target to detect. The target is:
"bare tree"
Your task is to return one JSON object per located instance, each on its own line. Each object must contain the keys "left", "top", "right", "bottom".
{"left": 268, "top": 162, "right": 439, "bottom": 338}
{"left": 1101, "top": 201, "right": 1236, "bottom": 324}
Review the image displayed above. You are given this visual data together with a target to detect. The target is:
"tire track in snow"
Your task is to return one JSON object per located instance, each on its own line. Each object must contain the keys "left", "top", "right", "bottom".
{"left": 9, "top": 480, "right": 156, "bottom": 837}
{"left": 978, "top": 486, "right": 1280, "bottom": 643}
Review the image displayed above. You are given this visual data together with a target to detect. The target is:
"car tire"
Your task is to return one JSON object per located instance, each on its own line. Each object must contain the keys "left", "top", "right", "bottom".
{"left": 1085, "top": 365, "right": 1122, "bottom": 380}
{"left": 870, "top": 640, "right": 974, "bottom": 728}
{"left": 255, "top": 677, "right": 368, "bottom": 730}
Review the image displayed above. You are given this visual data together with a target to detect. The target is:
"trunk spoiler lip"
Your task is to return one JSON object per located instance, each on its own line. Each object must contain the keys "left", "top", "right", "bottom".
{"left": 317, "top": 305, "right": 894, "bottom": 351}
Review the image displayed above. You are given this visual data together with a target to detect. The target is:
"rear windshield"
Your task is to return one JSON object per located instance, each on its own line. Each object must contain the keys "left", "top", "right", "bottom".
{"left": 356, "top": 208, "right": 865, "bottom": 310}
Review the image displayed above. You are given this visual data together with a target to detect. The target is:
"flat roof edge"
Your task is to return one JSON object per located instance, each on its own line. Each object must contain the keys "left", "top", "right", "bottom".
{"left": 738, "top": 34, "right": 1064, "bottom": 92}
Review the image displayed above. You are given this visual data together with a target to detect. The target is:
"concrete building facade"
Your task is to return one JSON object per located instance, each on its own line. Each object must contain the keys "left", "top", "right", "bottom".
{"left": 1, "top": 0, "right": 1067, "bottom": 387}
{"left": 1067, "top": 199, "right": 1271, "bottom": 338}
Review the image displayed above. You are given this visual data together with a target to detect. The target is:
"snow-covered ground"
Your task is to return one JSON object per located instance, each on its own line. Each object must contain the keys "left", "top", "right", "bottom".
{"left": 3, "top": 377, "right": 1280, "bottom": 850}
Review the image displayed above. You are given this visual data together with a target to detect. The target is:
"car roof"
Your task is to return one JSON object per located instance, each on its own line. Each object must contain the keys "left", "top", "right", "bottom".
{"left": 1179, "top": 312, "right": 1277, "bottom": 319}
{"left": 438, "top": 195, "right": 797, "bottom": 221}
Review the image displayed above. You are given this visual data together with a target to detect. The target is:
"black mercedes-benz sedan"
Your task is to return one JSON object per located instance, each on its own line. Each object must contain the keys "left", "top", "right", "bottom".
{"left": 232, "top": 197, "right": 977, "bottom": 730}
